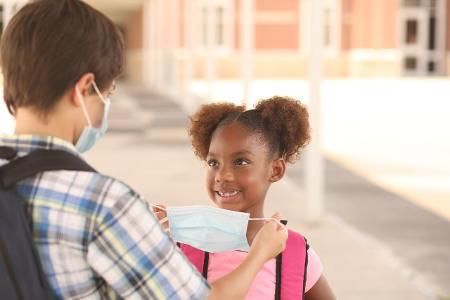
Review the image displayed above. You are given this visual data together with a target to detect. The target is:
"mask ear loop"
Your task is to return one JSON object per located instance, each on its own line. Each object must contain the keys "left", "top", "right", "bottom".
{"left": 152, "top": 204, "right": 167, "bottom": 211}
{"left": 249, "top": 217, "right": 289, "bottom": 234}
{"left": 91, "top": 81, "right": 108, "bottom": 105}
{"left": 75, "top": 86, "right": 93, "bottom": 127}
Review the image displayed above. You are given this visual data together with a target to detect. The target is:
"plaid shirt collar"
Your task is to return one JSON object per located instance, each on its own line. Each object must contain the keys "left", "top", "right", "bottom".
{"left": 0, "top": 134, "right": 80, "bottom": 158}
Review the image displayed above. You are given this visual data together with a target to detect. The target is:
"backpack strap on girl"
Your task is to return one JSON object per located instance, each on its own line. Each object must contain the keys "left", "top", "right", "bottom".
{"left": 179, "top": 228, "right": 309, "bottom": 300}
{"left": 179, "top": 243, "right": 210, "bottom": 278}
{"left": 275, "top": 219, "right": 288, "bottom": 300}
{"left": 275, "top": 252, "right": 283, "bottom": 300}
{"left": 279, "top": 229, "right": 308, "bottom": 300}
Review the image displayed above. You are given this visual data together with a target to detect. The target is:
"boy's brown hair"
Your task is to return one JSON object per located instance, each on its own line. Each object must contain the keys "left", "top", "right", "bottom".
{"left": 0, "top": 0, "right": 124, "bottom": 115}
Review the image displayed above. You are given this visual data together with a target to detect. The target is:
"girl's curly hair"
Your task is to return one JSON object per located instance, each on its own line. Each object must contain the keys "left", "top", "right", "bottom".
{"left": 189, "top": 96, "right": 310, "bottom": 163}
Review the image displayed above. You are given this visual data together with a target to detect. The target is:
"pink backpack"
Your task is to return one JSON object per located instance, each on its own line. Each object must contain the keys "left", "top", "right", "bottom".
{"left": 179, "top": 229, "right": 308, "bottom": 300}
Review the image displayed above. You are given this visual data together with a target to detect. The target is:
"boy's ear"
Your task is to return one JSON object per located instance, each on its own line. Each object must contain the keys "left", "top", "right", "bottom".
{"left": 70, "top": 73, "right": 95, "bottom": 107}
{"left": 269, "top": 158, "right": 285, "bottom": 183}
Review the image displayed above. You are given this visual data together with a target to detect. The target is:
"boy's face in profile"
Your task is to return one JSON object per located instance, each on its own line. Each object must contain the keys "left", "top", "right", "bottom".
{"left": 205, "top": 122, "right": 274, "bottom": 216}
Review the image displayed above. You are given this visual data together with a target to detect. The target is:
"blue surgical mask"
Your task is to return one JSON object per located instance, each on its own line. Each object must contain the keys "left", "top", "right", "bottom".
{"left": 167, "top": 205, "right": 251, "bottom": 253}
{"left": 163, "top": 205, "right": 286, "bottom": 253}
{"left": 75, "top": 81, "right": 111, "bottom": 153}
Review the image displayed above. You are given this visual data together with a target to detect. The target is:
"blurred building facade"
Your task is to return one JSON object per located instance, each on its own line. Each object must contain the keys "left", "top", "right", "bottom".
{"left": 1, "top": 0, "right": 449, "bottom": 84}
{"left": 118, "top": 0, "right": 450, "bottom": 85}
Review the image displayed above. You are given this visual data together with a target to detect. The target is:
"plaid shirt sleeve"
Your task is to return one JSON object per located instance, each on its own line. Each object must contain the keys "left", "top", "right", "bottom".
{"left": 87, "top": 179, "right": 210, "bottom": 299}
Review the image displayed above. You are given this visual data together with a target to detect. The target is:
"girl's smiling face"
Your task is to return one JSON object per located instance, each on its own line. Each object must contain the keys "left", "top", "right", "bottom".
{"left": 206, "top": 122, "right": 285, "bottom": 217}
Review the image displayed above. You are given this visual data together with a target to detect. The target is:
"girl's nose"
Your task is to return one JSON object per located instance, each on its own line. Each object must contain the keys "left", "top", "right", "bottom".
{"left": 215, "top": 166, "right": 233, "bottom": 183}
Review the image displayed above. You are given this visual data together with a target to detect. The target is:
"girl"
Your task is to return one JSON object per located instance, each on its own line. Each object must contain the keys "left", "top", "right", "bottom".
{"left": 157, "top": 96, "right": 335, "bottom": 299}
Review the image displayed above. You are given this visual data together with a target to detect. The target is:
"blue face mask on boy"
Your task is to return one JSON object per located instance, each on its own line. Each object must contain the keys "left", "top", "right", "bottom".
{"left": 75, "top": 81, "right": 110, "bottom": 153}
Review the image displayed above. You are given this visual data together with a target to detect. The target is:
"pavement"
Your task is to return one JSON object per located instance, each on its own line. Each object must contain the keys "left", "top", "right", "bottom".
{"left": 83, "top": 82, "right": 450, "bottom": 300}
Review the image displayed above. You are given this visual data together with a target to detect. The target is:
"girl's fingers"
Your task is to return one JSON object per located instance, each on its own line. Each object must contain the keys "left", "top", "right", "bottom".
{"left": 263, "top": 212, "right": 281, "bottom": 224}
{"left": 155, "top": 211, "right": 167, "bottom": 220}
{"left": 159, "top": 217, "right": 169, "bottom": 231}
{"left": 152, "top": 204, "right": 167, "bottom": 216}
{"left": 271, "top": 212, "right": 281, "bottom": 220}
{"left": 269, "top": 213, "right": 287, "bottom": 233}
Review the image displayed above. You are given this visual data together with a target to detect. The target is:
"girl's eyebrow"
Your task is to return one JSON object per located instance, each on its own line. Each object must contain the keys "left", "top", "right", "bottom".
{"left": 233, "top": 150, "right": 253, "bottom": 156}
{"left": 207, "top": 150, "right": 254, "bottom": 157}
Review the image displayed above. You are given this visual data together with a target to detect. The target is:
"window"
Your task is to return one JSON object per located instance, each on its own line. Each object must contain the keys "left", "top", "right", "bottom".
{"left": 301, "top": 0, "right": 341, "bottom": 55}
{"left": 403, "top": 0, "right": 422, "bottom": 7}
{"left": 405, "top": 19, "right": 418, "bottom": 44}
{"left": 427, "top": 61, "right": 435, "bottom": 71}
{"left": 196, "top": 0, "right": 233, "bottom": 53}
{"left": 323, "top": 1, "right": 340, "bottom": 51}
{"left": 428, "top": 15, "right": 436, "bottom": 50}
{"left": 400, "top": 0, "right": 445, "bottom": 75}
{"left": 404, "top": 57, "right": 417, "bottom": 70}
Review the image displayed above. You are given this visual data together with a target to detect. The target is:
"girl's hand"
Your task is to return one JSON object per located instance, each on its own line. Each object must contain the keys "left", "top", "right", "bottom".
{"left": 152, "top": 204, "right": 169, "bottom": 231}
{"left": 249, "top": 212, "right": 288, "bottom": 262}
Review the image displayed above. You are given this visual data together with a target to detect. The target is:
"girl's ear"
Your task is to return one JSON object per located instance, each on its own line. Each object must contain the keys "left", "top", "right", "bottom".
{"left": 269, "top": 158, "right": 285, "bottom": 183}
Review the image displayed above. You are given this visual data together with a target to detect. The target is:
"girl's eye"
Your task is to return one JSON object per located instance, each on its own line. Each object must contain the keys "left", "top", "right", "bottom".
{"left": 207, "top": 159, "right": 219, "bottom": 167}
{"left": 235, "top": 159, "right": 249, "bottom": 166}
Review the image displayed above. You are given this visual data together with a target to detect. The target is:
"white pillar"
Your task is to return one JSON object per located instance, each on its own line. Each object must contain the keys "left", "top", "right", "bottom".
{"left": 143, "top": 0, "right": 160, "bottom": 88}
{"left": 205, "top": 1, "right": 216, "bottom": 100}
{"left": 240, "top": 0, "right": 254, "bottom": 108}
{"left": 305, "top": 0, "right": 324, "bottom": 223}
{"left": 437, "top": 0, "right": 447, "bottom": 75}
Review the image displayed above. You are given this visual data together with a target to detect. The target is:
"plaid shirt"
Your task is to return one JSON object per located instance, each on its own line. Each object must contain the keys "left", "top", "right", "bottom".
{"left": 0, "top": 134, "right": 210, "bottom": 300}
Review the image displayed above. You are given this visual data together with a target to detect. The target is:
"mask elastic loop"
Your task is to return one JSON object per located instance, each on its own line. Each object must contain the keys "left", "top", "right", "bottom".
{"left": 91, "top": 81, "right": 108, "bottom": 105}
{"left": 75, "top": 86, "right": 93, "bottom": 127}
{"left": 151, "top": 204, "right": 167, "bottom": 211}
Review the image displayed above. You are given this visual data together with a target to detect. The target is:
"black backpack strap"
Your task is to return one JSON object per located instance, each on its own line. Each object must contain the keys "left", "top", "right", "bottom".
{"left": 275, "top": 219, "right": 288, "bottom": 300}
{"left": 0, "top": 197, "right": 55, "bottom": 299}
{"left": 0, "top": 148, "right": 94, "bottom": 300}
{"left": 302, "top": 239, "right": 310, "bottom": 299}
{"left": 202, "top": 252, "right": 210, "bottom": 279}
{"left": 0, "top": 240, "right": 27, "bottom": 299}
{"left": 275, "top": 253, "right": 282, "bottom": 300}
{"left": 0, "top": 149, "right": 95, "bottom": 188}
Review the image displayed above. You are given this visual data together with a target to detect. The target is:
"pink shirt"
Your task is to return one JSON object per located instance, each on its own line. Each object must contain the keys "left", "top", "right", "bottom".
{"left": 207, "top": 247, "right": 323, "bottom": 299}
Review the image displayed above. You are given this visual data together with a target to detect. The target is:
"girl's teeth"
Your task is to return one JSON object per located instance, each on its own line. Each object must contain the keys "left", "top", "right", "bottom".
{"left": 218, "top": 191, "right": 238, "bottom": 197}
